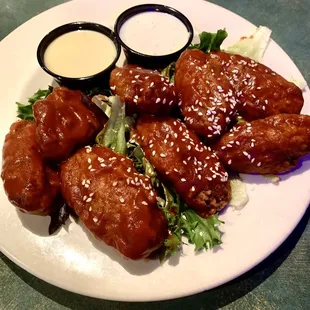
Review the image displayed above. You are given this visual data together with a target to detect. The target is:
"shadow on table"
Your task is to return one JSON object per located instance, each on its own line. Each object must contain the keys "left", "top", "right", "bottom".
{"left": 2, "top": 207, "right": 309, "bottom": 310}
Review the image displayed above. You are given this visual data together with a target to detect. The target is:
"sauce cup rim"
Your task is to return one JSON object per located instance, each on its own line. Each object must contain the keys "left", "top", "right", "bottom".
{"left": 37, "top": 21, "right": 121, "bottom": 82}
{"left": 114, "top": 3, "right": 194, "bottom": 60}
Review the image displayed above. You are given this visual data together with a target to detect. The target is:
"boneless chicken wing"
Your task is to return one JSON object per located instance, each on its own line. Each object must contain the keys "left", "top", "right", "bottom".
{"left": 33, "top": 87, "right": 105, "bottom": 162}
{"left": 1, "top": 120, "right": 60, "bottom": 215}
{"left": 214, "top": 114, "right": 310, "bottom": 174}
{"left": 110, "top": 65, "right": 177, "bottom": 115}
{"left": 61, "top": 145, "right": 167, "bottom": 260}
{"left": 135, "top": 116, "right": 231, "bottom": 217}
{"left": 175, "top": 49, "right": 238, "bottom": 141}
{"left": 208, "top": 51, "right": 304, "bottom": 121}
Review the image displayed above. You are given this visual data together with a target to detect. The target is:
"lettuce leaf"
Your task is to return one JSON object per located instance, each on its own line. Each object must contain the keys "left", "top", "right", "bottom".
{"left": 127, "top": 141, "right": 223, "bottom": 260}
{"left": 189, "top": 29, "right": 228, "bottom": 53}
{"left": 161, "top": 62, "right": 176, "bottom": 83}
{"left": 229, "top": 173, "right": 249, "bottom": 210}
{"left": 95, "top": 96, "right": 127, "bottom": 155}
{"left": 180, "top": 208, "right": 223, "bottom": 251}
{"left": 16, "top": 86, "right": 53, "bottom": 120}
{"left": 127, "top": 142, "right": 182, "bottom": 261}
{"left": 225, "top": 26, "right": 272, "bottom": 62}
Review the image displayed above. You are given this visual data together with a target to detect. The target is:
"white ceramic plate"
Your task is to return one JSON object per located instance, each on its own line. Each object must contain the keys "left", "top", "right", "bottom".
{"left": 0, "top": 0, "right": 309, "bottom": 302}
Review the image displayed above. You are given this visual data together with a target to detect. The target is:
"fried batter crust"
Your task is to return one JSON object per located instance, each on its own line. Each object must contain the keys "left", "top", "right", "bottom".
{"left": 110, "top": 65, "right": 177, "bottom": 115}
{"left": 209, "top": 51, "right": 304, "bottom": 121}
{"left": 1, "top": 120, "right": 60, "bottom": 215}
{"left": 33, "top": 87, "right": 103, "bottom": 162}
{"left": 61, "top": 146, "right": 167, "bottom": 260}
{"left": 135, "top": 116, "right": 231, "bottom": 217}
{"left": 214, "top": 114, "right": 310, "bottom": 174}
{"left": 175, "top": 49, "right": 238, "bottom": 140}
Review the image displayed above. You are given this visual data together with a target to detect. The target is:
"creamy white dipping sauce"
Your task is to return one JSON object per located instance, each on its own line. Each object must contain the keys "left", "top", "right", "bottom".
{"left": 120, "top": 12, "right": 189, "bottom": 56}
{"left": 44, "top": 30, "right": 117, "bottom": 78}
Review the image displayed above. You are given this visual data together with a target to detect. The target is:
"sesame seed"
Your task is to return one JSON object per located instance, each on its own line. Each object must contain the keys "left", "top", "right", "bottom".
{"left": 100, "top": 163, "right": 106, "bottom": 167}
{"left": 86, "top": 197, "right": 92, "bottom": 203}
{"left": 142, "top": 201, "right": 148, "bottom": 206}
{"left": 88, "top": 165, "right": 92, "bottom": 170}
{"left": 85, "top": 146, "right": 92, "bottom": 153}
{"left": 228, "top": 159, "right": 232, "bottom": 165}
{"left": 84, "top": 184, "right": 89, "bottom": 188}
{"left": 113, "top": 182, "right": 117, "bottom": 187}
{"left": 150, "top": 82, "right": 155, "bottom": 87}
{"left": 93, "top": 217, "right": 98, "bottom": 223}
{"left": 89, "top": 193, "right": 94, "bottom": 197}
{"left": 181, "top": 178, "right": 186, "bottom": 182}
{"left": 152, "top": 150, "right": 156, "bottom": 156}
{"left": 257, "top": 162, "right": 262, "bottom": 167}
{"left": 135, "top": 75, "right": 140, "bottom": 79}
{"left": 156, "top": 98, "right": 161, "bottom": 103}
{"left": 160, "top": 153, "right": 166, "bottom": 157}
{"left": 131, "top": 80, "right": 136, "bottom": 84}
{"left": 120, "top": 197, "right": 125, "bottom": 203}
{"left": 191, "top": 186, "right": 196, "bottom": 192}
{"left": 82, "top": 180, "right": 86, "bottom": 186}
{"left": 83, "top": 195, "right": 87, "bottom": 201}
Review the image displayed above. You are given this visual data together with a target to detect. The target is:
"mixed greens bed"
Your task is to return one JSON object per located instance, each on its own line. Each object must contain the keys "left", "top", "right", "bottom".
{"left": 98, "top": 97, "right": 223, "bottom": 260}
{"left": 15, "top": 26, "right": 289, "bottom": 261}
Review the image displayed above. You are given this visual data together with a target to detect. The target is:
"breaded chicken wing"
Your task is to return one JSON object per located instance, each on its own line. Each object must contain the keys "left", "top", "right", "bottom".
{"left": 208, "top": 51, "right": 304, "bottom": 121}
{"left": 135, "top": 116, "right": 231, "bottom": 217}
{"left": 1, "top": 120, "right": 60, "bottom": 215}
{"left": 61, "top": 145, "right": 167, "bottom": 260}
{"left": 175, "top": 49, "right": 238, "bottom": 141}
{"left": 33, "top": 87, "right": 105, "bottom": 162}
{"left": 110, "top": 65, "right": 177, "bottom": 115}
{"left": 214, "top": 114, "right": 310, "bottom": 174}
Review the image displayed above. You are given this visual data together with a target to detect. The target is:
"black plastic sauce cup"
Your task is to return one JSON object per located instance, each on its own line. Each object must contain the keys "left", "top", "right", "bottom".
{"left": 37, "top": 21, "right": 121, "bottom": 90}
{"left": 114, "top": 4, "right": 194, "bottom": 69}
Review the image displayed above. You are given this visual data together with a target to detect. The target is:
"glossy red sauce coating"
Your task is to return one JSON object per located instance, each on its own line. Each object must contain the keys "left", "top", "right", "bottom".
{"left": 1, "top": 120, "right": 60, "bottom": 215}
{"left": 135, "top": 116, "right": 231, "bottom": 217}
{"left": 61, "top": 145, "right": 167, "bottom": 260}
{"left": 33, "top": 87, "right": 105, "bottom": 162}
{"left": 110, "top": 65, "right": 177, "bottom": 115}
{"left": 208, "top": 51, "right": 304, "bottom": 121}
{"left": 175, "top": 49, "right": 238, "bottom": 141}
{"left": 214, "top": 114, "right": 310, "bottom": 174}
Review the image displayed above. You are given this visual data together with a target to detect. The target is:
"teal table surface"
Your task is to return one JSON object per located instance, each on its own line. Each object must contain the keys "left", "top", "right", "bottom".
{"left": 0, "top": 0, "right": 309, "bottom": 309}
